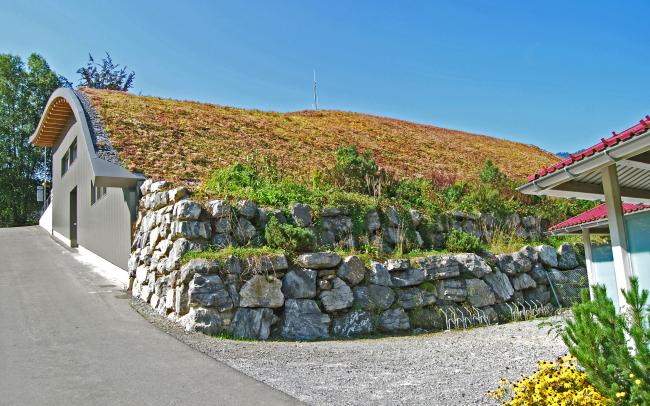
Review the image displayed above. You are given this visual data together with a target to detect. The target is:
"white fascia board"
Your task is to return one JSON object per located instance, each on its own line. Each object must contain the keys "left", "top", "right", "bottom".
{"left": 550, "top": 219, "right": 609, "bottom": 235}
{"left": 518, "top": 130, "right": 650, "bottom": 195}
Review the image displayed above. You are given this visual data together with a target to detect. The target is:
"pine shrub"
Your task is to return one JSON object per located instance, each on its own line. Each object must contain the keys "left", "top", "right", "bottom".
{"left": 445, "top": 229, "right": 484, "bottom": 253}
{"left": 562, "top": 278, "right": 649, "bottom": 404}
{"left": 264, "top": 217, "right": 316, "bottom": 253}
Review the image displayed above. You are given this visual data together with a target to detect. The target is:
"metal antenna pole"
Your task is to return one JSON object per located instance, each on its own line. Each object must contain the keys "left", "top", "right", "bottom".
{"left": 313, "top": 69, "right": 318, "bottom": 110}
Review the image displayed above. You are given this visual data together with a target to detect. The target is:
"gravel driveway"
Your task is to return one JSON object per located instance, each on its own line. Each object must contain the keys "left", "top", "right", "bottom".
{"left": 133, "top": 300, "right": 567, "bottom": 405}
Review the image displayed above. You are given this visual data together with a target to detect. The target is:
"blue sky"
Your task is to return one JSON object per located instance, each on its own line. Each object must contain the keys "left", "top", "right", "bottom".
{"left": 2, "top": 0, "right": 649, "bottom": 153}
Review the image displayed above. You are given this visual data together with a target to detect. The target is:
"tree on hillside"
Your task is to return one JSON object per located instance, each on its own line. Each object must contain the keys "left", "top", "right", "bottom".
{"left": 77, "top": 52, "right": 135, "bottom": 91}
{"left": 0, "top": 53, "right": 64, "bottom": 226}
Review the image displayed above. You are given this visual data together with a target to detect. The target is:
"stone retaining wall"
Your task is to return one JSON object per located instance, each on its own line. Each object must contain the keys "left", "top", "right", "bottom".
{"left": 128, "top": 180, "right": 586, "bottom": 340}
{"left": 131, "top": 179, "right": 547, "bottom": 259}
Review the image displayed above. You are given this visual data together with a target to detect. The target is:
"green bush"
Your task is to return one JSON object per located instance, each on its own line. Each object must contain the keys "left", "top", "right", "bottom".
{"left": 479, "top": 159, "right": 507, "bottom": 185}
{"left": 562, "top": 279, "right": 649, "bottom": 405}
{"left": 445, "top": 229, "right": 484, "bottom": 253}
{"left": 264, "top": 217, "right": 316, "bottom": 253}
{"left": 333, "top": 145, "right": 378, "bottom": 194}
{"left": 203, "top": 158, "right": 312, "bottom": 207}
{"left": 390, "top": 177, "right": 440, "bottom": 214}
{"left": 201, "top": 148, "right": 597, "bottom": 255}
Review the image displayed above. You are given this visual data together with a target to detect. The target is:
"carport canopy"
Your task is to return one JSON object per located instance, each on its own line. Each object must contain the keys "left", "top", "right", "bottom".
{"left": 517, "top": 115, "right": 650, "bottom": 309}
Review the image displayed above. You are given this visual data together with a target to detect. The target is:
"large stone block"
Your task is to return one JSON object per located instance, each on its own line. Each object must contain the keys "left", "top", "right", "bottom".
{"left": 417, "top": 255, "right": 461, "bottom": 280}
{"left": 557, "top": 243, "right": 579, "bottom": 270}
{"left": 149, "top": 180, "right": 169, "bottom": 193}
{"left": 280, "top": 299, "right": 330, "bottom": 340}
{"left": 291, "top": 203, "right": 312, "bottom": 227}
{"left": 454, "top": 253, "right": 492, "bottom": 278}
{"left": 391, "top": 268, "right": 426, "bottom": 287}
{"left": 244, "top": 254, "right": 288, "bottom": 273}
{"left": 483, "top": 270, "right": 514, "bottom": 302}
{"left": 408, "top": 307, "right": 445, "bottom": 331}
{"left": 385, "top": 259, "right": 410, "bottom": 272}
{"left": 282, "top": 269, "right": 317, "bottom": 299}
{"left": 231, "top": 308, "right": 275, "bottom": 340}
{"left": 497, "top": 251, "right": 533, "bottom": 275}
{"left": 379, "top": 308, "right": 410, "bottom": 332}
{"left": 237, "top": 200, "right": 258, "bottom": 220}
{"left": 535, "top": 245, "right": 558, "bottom": 268}
{"left": 353, "top": 285, "right": 395, "bottom": 310}
{"left": 171, "top": 221, "right": 212, "bottom": 240}
{"left": 174, "top": 285, "right": 189, "bottom": 316}
{"left": 180, "top": 258, "right": 220, "bottom": 284}
{"left": 510, "top": 273, "right": 537, "bottom": 291}
{"left": 519, "top": 245, "right": 539, "bottom": 263}
{"left": 139, "top": 179, "right": 152, "bottom": 195}
{"left": 167, "top": 186, "right": 188, "bottom": 203}
{"left": 465, "top": 279, "right": 496, "bottom": 307}
{"left": 179, "top": 307, "right": 232, "bottom": 336}
{"left": 144, "top": 191, "right": 169, "bottom": 210}
{"left": 332, "top": 311, "right": 373, "bottom": 338}
{"left": 398, "top": 287, "right": 436, "bottom": 309}
{"left": 319, "top": 278, "right": 353, "bottom": 312}
{"left": 168, "top": 238, "right": 204, "bottom": 269}
{"left": 529, "top": 263, "right": 549, "bottom": 286}
{"left": 188, "top": 274, "right": 234, "bottom": 312}
{"left": 436, "top": 279, "right": 467, "bottom": 302}
{"left": 173, "top": 200, "right": 202, "bottom": 221}
{"left": 368, "top": 262, "right": 392, "bottom": 286}
{"left": 234, "top": 217, "right": 257, "bottom": 244}
{"left": 239, "top": 275, "right": 284, "bottom": 308}
{"left": 296, "top": 252, "right": 341, "bottom": 269}
{"left": 386, "top": 206, "right": 400, "bottom": 227}
{"left": 523, "top": 285, "right": 551, "bottom": 304}
{"left": 208, "top": 199, "right": 231, "bottom": 219}
{"left": 336, "top": 256, "right": 365, "bottom": 286}
{"left": 365, "top": 211, "right": 381, "bottom": 232}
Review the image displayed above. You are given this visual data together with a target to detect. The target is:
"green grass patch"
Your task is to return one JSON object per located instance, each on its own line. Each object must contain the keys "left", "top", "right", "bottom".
{"left": 181, "top": 245, "right": 285, "bottom": 264}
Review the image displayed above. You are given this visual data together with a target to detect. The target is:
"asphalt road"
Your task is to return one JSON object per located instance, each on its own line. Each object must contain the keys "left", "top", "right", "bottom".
{"left": 0, "top": 226, "right": 300, "bottom": 406}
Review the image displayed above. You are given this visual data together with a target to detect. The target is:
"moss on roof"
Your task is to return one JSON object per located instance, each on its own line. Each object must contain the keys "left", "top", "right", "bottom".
{"left": 80, "top": 87, "right": 558, "bottom": 185}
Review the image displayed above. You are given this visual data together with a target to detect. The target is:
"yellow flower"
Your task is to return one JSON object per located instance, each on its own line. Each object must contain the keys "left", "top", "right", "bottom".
{"left": 635, "top": 379, "right": 641, "bottom": 385}
{"left": 616, "top": 391, "right": 626, "bottom": 398}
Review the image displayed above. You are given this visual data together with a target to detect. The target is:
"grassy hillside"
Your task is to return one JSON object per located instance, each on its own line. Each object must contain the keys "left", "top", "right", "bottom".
{"left": 81, "top": 87, "right": 558, "bottom": 185}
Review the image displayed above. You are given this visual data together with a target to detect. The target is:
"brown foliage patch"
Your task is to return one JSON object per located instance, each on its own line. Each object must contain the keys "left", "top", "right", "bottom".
{"left": 81, "top": 87, "right": 558, "bottom": 185}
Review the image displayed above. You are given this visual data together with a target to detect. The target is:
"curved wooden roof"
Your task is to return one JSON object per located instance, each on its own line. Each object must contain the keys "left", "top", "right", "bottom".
{"left": 29, "top": 88, "right": 143, "bottom": 188}
{"left": 30, "top": 96, "right": 74, "bottom": 147}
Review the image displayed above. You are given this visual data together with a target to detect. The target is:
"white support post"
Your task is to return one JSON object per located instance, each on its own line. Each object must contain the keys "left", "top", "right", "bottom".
{"left": 581, "top": 228, "right": 595, "bottom": 300}
{"left": 600, "top": 164, "right": 633, "bottom": 309}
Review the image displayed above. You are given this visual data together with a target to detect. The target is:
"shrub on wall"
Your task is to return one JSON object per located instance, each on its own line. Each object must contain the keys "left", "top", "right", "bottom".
{"left": 445, "top": 229, "right": 484, "bottom": 253}
{"left": 265, "top": 217, "right": 316, "bottom": 253}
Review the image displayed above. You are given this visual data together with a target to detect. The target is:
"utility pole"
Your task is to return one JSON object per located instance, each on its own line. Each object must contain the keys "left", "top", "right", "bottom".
{"left": 313, "top": 70, "right": 317, "bottom": 110}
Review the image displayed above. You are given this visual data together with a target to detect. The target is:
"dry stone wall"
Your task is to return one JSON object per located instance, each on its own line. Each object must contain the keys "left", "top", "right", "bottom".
{"left": 128, "top": 180, "right": 585, "bottom": 340}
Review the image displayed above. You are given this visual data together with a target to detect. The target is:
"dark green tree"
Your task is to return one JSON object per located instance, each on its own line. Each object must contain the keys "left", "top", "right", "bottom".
{"left": 562, "top": 279, "right": 649, "bottom": 404}
{"left": 0, "top": 53, "right": 63, "bottom": 227}
{"left": 77, "top": 52, "right": 135, "bottom": 91}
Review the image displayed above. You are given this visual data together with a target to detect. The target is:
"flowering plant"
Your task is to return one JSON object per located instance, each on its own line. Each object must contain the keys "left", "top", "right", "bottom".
{"left": 488, "top": 354, "right": 611, "bottom": 405}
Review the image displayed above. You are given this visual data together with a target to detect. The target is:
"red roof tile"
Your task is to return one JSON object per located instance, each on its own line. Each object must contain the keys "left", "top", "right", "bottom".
{"left": 549, "top": 203, "right": 650, "bottom": 231}
{"left": 527, "top": 115, "right": 650, "bottom": 183}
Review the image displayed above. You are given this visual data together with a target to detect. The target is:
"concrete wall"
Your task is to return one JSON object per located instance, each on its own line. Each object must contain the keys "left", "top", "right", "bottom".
{"left": 625, "top": 210, "right": 650, "bottom": 296}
